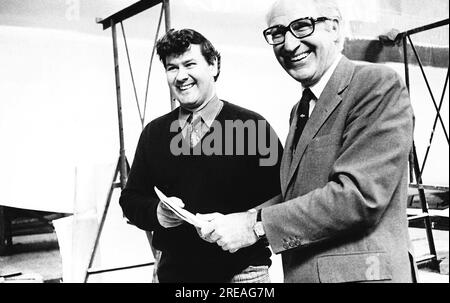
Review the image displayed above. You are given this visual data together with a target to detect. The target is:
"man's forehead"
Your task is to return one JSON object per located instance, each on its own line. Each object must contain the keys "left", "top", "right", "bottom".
{"left": 268, "top": 0, "right": 318, "bottom": 26}
{"left": 166, "top": 44, "right": 203, "bottom": 64}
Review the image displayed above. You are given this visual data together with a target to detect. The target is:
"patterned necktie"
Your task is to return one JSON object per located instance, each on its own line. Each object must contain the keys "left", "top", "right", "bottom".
{"left": 292, "top": 88, "right": 314, "bottom": 150}
{"left": 186, "top": 114, "right": 202, "bottom": 147}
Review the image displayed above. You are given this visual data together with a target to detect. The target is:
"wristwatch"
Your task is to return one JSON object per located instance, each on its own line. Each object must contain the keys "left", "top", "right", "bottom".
{"left": 250, "top": 209, "right": 269, "bottom": 246}
{"left": 253, "top": 209, "right": 265, "bottom": 238}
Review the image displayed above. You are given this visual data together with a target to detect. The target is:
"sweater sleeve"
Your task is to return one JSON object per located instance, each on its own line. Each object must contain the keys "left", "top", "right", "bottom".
{"left": 119, "top": 123, "right": 161, "bottom": 231}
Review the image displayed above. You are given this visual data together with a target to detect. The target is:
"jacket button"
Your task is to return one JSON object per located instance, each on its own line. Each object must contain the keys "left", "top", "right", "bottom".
{"left": 283, "top": 243, "right": 290, "bottom": 249}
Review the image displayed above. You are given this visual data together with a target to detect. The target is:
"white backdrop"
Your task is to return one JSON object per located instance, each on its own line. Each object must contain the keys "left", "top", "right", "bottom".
{"left": 0, "top": 0, "right": 448, "bottom": 213}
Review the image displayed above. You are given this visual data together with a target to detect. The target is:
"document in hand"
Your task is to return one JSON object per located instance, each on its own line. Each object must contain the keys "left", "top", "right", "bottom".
{"left": 154, "top": 186, "right": 206, "bottom": 228}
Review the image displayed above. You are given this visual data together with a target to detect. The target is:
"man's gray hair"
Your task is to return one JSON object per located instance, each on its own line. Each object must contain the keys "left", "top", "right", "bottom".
{"left": 266, "top": 0, "right": 345, "bottom": 51}
{"left": 314, "top": 0, "right": 342, "bottom": 22}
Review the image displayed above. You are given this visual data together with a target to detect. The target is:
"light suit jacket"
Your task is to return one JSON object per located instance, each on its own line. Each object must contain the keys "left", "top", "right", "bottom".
{"left": 263, "top": 56, "right": 417, "bottom": 283}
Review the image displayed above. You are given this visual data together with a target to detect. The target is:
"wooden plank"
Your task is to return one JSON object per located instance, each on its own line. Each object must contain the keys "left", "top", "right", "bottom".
{"left": 96, "top": 0, "right": 163, "bottom": 30}
{"left": 409, "top": 184, "right": 449, "bottom": 192}
{"left": 408, "top": 213, "right": 430, "bottom": 221}
{"left": 416, "top": 254, "right": 438, "bottom": 264}
{"left": 396, "top": 19, "right": 449, "bottom": 41}
{"left": 88, "top": 262, "right": 154, "bottom": 275}
{"left": 408, "top": 208, "right": 449, "bottom": 218}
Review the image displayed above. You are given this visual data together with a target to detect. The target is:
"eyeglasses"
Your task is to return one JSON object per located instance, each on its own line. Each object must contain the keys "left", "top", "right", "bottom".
{"left": 263, "top": 17, "right": 334, "bottom": 45}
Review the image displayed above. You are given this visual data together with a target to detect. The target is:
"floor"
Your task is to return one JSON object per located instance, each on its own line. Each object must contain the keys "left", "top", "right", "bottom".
{"left": 1, "top": 227, "right": 448, "bottom": 283}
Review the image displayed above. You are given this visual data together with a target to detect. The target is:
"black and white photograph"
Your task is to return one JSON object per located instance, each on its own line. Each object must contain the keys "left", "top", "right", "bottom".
{"left": 0, "top": 0, "right": 448, "bottom": 294}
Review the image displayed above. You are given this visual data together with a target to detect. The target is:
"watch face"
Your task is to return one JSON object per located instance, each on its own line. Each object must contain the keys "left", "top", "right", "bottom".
{"left": 254, "top": 222, "right": 265, "bottom": 237}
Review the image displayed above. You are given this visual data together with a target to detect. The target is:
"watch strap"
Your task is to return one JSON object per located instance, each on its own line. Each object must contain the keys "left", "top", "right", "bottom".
{"left": 256, "top": 208, "right": 262, "bottom": 222}
{"left": 255, "top": 209, "right": 269, "bottom": 246}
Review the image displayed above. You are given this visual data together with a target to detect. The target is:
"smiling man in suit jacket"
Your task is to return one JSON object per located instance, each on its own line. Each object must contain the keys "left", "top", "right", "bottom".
{"left": 198, "top": 0, "right": 418, "bottom": 283}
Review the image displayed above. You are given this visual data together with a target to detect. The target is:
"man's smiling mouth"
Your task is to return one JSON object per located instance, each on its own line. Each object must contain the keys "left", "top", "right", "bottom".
{"left": 178, "top": 83, "right": 195, "bottom": 91}
{"left": 288, "top": 51, "right": 312, "bottom": 63}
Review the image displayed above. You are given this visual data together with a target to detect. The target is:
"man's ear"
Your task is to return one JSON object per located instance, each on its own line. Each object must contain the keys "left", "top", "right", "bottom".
{"left": 330, "top": 19, "right": 341, "bottom": 43}
{"left": 209, "top": 59, "right": 219, "bottom": 79}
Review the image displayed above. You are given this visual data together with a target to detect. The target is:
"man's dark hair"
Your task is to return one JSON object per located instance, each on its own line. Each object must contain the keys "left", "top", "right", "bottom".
{"left": 156, "top": 28, "right": 221, "bottom": 81}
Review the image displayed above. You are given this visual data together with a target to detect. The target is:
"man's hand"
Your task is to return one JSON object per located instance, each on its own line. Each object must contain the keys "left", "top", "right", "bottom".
{"left": 196, "top": 211, "right": 259, "bottom": 253}
{"left": 157, "top": 196, "right": 185, "bottom": 228}
{"left": 194, "top": 212, "right": 223, "bottom": 242}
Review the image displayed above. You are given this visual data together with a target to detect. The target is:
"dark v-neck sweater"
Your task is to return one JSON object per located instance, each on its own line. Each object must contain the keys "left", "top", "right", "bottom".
{"left": 120, "top": 101, "right": 283, "bottom": 282}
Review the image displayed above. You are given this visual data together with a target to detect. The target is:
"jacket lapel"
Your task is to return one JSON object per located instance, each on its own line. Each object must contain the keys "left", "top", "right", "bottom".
{"left": 280, "top": 102, "right": 300, "bottom": 194}
{"left": 282, "top": 57, "right": 355, "bottom": 196}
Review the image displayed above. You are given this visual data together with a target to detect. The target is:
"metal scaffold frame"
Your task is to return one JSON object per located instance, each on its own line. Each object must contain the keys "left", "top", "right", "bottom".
{"left": 395, "top": 19, "right": 449, "bottom": 268}
{"left": 84, "top": 0, "right": 172, "bottom": 283}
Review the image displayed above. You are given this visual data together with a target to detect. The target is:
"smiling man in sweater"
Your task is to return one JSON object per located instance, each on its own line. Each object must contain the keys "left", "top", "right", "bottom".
{"left": 119, "top": 28, "right": 283, "bottom": 283}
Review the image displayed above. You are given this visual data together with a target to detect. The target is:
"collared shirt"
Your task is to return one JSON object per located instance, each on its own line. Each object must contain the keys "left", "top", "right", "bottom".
{"left": 178, "top": 95, "right": 223, "bottom": 143}
{"left": 304, "top": 53, "right": 343, "bottom": 116}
